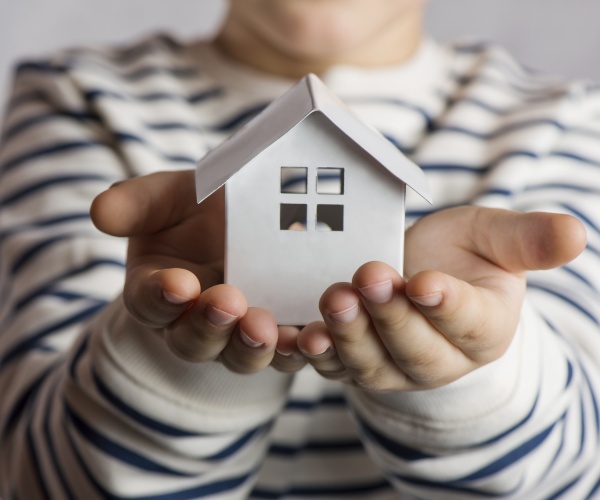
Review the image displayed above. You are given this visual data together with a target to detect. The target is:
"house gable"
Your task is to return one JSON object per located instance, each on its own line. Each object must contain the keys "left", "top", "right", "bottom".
{"left": 195, "top": 74, "right": 431, "bottom": 206}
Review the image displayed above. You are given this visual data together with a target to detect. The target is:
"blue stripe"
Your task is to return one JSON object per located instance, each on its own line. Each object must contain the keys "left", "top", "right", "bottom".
{"left": 42, "top": 380, "right": 78, "bottom": 500}
{"left": 92, "top": 371, "right": 203, "bottom": 437}
{"left": 422, "top": 149, "right": 600, "bottom": 181}
{"left": 1, "top": 366, "right": 53, "bottom": 439}
{"left": 1, "top": 174, "right": 113, "bottom": 207}
{"left": 16, "top": 61, "right": 69, "bottom": 73}
{"left": 0, "top": 141, "right": 109, "bottom": 174}
{"left": 113, "top": 132, "right": 196, "bottom": 165}
{"left": 17, "top": 60, "right": 198, "bottom": 81}
{"left": 6, "top": 89, "right": 46, "bottom": 111}
{"left": 15, "top": 258, "right": 123, "bottom": 311}
{"left": 104, "top": 35, "right": 182, "bottom": 64}
{"left": 65, "top": 402, "right": 196, "bottom": 477}
{"left": 581, "top": 364, "right": 600, "bottom": 435}
{"left": 25, "top": 406, "right": 52, "bottom": 500}
{"left": 475, "top": 394, "right": 539, "bottom": 447}
{"left": 1, "top": 302, "right": 106, "bottom": 366}
{"left": 525, "top": 183, "right": 600, "bottom": 195}
{"left": 346, "top": 96, "right": 434, "bottom": 129}
{"left": 435, "top": 118, "right": 567, "bottom": 140}
{"left": 566, "top": 360, "right": 574, "bottom": 389}
{"left": 558, "top": 203, "right": 600, "bottom": 236}
{"left": 395, "top": 473, "right": 522, "bottom": 497}
{"left": 453, "top": 71, "right": 568, "bottom": 99}
{"left": 209, "top": 103, "right": 269, "bottom": 132}
{"left": 0, "top": 213, "right": 90, "bottom": 243}
{"left": 69, "top": 333, "right": 90, "bottom": 381}
{"left": 382, "top": 133, "right": 414, "bottom": 156}
{"left": 547, "top": 476, "right": 582, "bottom": 500}
{"left": 588, "top": 474, "right": 600, "bottom": 499}
{"left": 63, "top": 415, "right": 256, "bottom": 500}
{"left": 553, "top": 150, "right": 600, "bottom": 169}
{"left": 561, "top": 264, "right": 597, "bottom": 291}
{"left": 209, "top": 426, "right": 270, "bottom": 461}
{"left": 285, "top": 394, "right": 346, "bottom": 411}
{"left": 145, "top": 121, "right": 201, "bottom": 132}
{"left": 528, "top": 283, "right": 599, "bottom": 326}
{"left": 458, "top": 417, "right": 563, "bottom": 482}
{"left": 268, "top": 438, "right": 363, "bottom": 457}
{"left": 447, "top": 96, "right": 509, "bottom": 115}
{"left": 2, "top": 111, "right": 101, "bottom": 141}
{"left": 10, "top": 234, "right": 74, "bottom": 275}
{"left": 482, "top": 182, "right": 600, "bottom": 202}
{"left": 95, "top": 369, "right": 273, "bottom": 459}
{"left": 577, "top": 396, "right": 586, "bottom": 460}
{"left": 251, "top": 478, "right": 391, "bottom": 499}
{"left": 84, "top": 86, "right": 222, "bottom": 104}
{"left": 356, "top": 416, "right": 432, "bottom": 461}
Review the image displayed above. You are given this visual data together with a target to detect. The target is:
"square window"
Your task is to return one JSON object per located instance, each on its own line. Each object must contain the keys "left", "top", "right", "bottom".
{"left": 280, "top": 203, "right": 307, "bottom": 231}
{"left": 317, "top": 168, "right": 344, "bottom": 195}
{"left": 281, "top": 167, "right": 308, "bottom": 194}
{"left": 317, "top": 204, "right": 343, "bottom": 231}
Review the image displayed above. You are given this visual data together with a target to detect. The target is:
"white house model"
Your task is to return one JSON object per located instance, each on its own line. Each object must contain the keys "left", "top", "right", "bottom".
{"left": 195, "top": 74, "right": 431, "bottom": 326}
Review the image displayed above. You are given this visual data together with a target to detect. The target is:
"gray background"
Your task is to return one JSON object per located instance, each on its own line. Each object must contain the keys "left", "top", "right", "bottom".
{"left": 1, "top": 0, "right": 599, "bottom": 117}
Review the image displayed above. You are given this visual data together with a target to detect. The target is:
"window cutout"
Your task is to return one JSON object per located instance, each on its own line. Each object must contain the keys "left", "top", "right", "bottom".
{"left": 317, "top": 168, "right": 344, "bottom": 195}
{"left": 317, "top": 205, "right": 343, "bottom": 231}
{"left": 280, "top": 204, "right": 307, "bottom": 231}
{"left": 281, "top": 167, "right": 308, "bottom": 194}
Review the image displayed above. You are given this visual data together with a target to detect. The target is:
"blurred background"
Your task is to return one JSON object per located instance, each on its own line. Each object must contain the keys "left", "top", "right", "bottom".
{"left": 1, "top": 0, "right": 599, "bottom": 117}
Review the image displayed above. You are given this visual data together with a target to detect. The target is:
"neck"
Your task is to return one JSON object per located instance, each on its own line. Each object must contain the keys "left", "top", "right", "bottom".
{"left": 214, "top": 9, "right": 424, "bottom": 79}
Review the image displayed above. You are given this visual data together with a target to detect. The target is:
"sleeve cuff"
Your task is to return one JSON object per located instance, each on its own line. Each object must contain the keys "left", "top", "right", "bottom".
{"left": 346, "top": 300, "right": 568, "bottom": 449}
{"left": 89, "top": 297, "right": 293, "bottom": 434}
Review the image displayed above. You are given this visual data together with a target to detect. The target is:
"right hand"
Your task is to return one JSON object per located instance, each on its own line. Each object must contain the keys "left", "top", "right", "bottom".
{"left": 91, "top": 170, "right": 306, "bottom": 374}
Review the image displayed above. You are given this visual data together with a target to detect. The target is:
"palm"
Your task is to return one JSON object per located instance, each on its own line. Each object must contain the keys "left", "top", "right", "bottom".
{"left": 127, "top": 185, "right": 226, "bottom": 289}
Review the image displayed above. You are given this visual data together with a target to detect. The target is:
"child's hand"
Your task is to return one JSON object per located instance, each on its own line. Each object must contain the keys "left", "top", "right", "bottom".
{"left": 297, "top": 207, "right": 586, "bottom": 392}
{"left": 91, "top": 170, "right": 305, "bottom": 374}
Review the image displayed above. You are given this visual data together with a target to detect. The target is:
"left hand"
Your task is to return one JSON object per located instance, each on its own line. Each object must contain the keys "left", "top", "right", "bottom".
{"left": 297, "top": 206, "right": 586, "bottom": 392}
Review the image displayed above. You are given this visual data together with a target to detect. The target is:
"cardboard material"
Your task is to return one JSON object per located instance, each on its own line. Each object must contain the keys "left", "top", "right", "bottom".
{"left": 196, "top": 74, "right": 431, "bottom": 325}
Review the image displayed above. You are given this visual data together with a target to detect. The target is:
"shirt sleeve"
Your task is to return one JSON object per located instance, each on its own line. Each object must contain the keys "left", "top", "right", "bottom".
{"left": 0, "top": 59, "right": 292, "bottom": 499}
{"left": 345, "top": 84, "right": 600, "bottom": 498}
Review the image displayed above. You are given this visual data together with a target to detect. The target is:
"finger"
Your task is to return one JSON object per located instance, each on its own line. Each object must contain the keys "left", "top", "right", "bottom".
{"left": 449, "top": 208, "right": 585, "bottom": 274}
{"left": 353, "top": 262, "right": 471, "bottom": 387}
{"left": 319, "top": 283, "right": 405, "bottom": 391}
{"left": 124, "top": 265, "right": 201, "bottom": 328}
{"left": 271, "top": 326, "right": 307, "bottom": 373}
{"left": 164, "top": 284, "right": 247, "bottom": 362}
{"left": 90, "top": 170, "right": 199, "bottom": 237}
{"left": 406, "top": 270, "right": 519, "bottom": 363}
{"left": 219, "top": 307, "right": 279, "bottom": 374}
{"left": 297, "top": 322, "right": 347, "bottom": 381}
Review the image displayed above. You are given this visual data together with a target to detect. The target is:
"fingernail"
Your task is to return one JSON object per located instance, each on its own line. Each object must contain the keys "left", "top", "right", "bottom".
{"left": 410, "top": 292, "right": 443, "bottom": 307}
{"left": 205, "top": 305, "right": 238, "bottom": 326}
{"left": 309, "top": 344, "right": 335, "bottom": 357}
{"left": 239, "top": 329, "right": 264, "bottom": 348}
{"left": 162, "top": 290, "right": 192, "bottom": 305}
{"left": 276, "top": 348, "right": 304, "bottom": 361}
{"left": 329, "top": 302, "right": 359, "bottom": 324}
{"left": 358, "top": 279, "right": 393, "bottom": 304}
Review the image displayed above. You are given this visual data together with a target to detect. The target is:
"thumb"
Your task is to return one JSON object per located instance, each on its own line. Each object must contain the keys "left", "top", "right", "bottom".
{"left": 468, "top": 208, "right": 587, "bottom": 273}
{"left": 90, "top": 170, "right": 197, "bottom": 237}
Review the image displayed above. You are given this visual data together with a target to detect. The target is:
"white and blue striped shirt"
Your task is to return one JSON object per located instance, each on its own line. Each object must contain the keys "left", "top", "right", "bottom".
{"left": 2, "top": 33, "right": 600, "bottom": 499}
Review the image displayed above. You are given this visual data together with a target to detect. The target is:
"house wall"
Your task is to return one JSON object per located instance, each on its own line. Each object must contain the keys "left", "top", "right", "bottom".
{"left": 225, "top": 112, "right": 407, "bottom": 325}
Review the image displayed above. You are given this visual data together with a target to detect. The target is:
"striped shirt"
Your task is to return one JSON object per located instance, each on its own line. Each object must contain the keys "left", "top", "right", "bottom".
{"left": 2, "top": 33, "right": 600, "bottom": 499}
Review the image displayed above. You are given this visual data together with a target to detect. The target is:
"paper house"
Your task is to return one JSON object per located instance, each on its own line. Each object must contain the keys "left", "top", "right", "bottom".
{"left": 195, "top": 74, "right": 431, "bottom": 326}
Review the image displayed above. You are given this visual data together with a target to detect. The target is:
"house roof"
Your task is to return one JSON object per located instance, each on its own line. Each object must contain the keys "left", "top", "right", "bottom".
{"left": 195, "top": 73, "right": 432, "bottom": 204}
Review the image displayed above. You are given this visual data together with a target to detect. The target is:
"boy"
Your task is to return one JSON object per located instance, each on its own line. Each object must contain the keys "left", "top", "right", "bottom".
{"left": 2, "top": 0, "right": 600, "bottom": 497}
